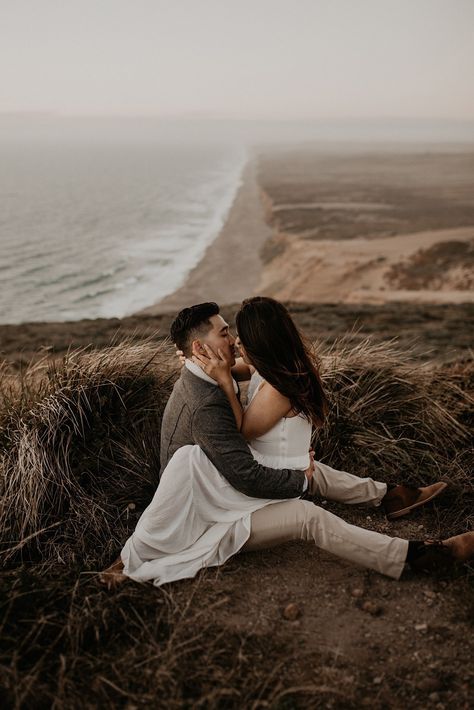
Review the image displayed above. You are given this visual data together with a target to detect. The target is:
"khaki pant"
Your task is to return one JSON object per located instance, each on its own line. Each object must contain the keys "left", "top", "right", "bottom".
{"left": 243, "top": 461, "right": 409, "bottom": 579}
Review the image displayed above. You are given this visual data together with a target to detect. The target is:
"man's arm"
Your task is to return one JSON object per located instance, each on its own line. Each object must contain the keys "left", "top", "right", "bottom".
{"left": 192, "top": 396, "right": 307, "bottom": 500}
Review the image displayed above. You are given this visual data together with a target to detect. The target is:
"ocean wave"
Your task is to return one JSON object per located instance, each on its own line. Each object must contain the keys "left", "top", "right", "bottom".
{"left": 1, "top": 141, "right": 247, "bottom": 323}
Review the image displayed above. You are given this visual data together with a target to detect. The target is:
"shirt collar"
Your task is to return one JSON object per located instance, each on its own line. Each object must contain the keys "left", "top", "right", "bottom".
{"left": 185, "top": 358, "right": 238, "bottom": 393}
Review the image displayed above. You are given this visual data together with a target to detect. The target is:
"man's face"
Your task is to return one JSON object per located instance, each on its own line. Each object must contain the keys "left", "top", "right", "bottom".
{"left": 196, "top": 314, "right": 236, "bottom": 366}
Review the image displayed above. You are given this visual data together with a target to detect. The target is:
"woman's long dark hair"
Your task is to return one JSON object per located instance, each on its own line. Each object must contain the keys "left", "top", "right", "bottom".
{"left": 235, "top": 297, "right": 328, "bottom": 428}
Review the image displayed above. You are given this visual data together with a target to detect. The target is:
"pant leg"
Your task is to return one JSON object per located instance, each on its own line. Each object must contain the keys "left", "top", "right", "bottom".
{"left": 242, "top": 499, "right": 408, "bottom": 580}
{"left": 309, "top": 460, "right": 387, "bottom": 507}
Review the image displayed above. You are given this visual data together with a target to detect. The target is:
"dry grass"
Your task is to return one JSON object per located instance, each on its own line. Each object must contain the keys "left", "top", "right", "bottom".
{"left": 315, "top": 339, "right": 473, "bottom": 530}
{"left": 0, "top": 337, "right": 472, "bottom": 708}
{"left": 0, "top": 340, "right": 176, "bottom": 570}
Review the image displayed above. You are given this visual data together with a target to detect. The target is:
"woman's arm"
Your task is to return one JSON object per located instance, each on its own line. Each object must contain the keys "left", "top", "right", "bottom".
{"left": 219, "top": 378, "right": 243, "bottom": 431}
{"left": 241, "top": 382, "right": 293, "bottom": 441}
{"left": 192, "top": 345, "right": 243, "bottom": 430}
{"left": 192, "top": 347, "right": 291, "bottom": 440}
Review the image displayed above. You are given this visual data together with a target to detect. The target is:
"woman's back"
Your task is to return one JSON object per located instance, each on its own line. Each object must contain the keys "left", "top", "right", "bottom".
{"left": 247, "top": 371, "right": 312, "bottom": 470}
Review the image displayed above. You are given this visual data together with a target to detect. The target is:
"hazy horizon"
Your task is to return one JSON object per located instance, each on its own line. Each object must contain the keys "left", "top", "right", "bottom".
{"left": 1, "top": 0, "right": 473, "bottom": 120}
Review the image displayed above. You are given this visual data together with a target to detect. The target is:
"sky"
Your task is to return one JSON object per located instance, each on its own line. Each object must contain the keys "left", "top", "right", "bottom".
{"left": 1, "top": 0, "right": 473, "bottom": 120}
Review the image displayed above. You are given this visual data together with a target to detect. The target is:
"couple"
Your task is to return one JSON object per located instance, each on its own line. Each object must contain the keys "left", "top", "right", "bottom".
{"left": 102, "top": 297, "right": 473, "bottom": 588}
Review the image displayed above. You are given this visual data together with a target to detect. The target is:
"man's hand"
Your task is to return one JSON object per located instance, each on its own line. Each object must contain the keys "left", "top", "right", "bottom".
{"left": 305, "top": 449, "right": 315, "bottom": 484}
{"left": 175, "top": 349, "right": 186, "bottom": 366}
{"left": 192, "top": 344, "right": 233, "bottom": 387}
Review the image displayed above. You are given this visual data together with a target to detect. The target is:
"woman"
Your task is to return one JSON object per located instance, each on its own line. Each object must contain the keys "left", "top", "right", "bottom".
{"left": 101, "top": 298, "right": 472, "bottom": 587}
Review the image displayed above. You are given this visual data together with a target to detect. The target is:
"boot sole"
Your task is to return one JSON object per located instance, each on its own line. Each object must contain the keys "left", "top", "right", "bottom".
{"left": 387, "top": 482, "right": 448, "bottom": 520}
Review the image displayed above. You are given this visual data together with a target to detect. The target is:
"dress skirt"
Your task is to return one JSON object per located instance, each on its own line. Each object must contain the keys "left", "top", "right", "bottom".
{"left": 120, "top": 445, "right": 282, "bottom": 586}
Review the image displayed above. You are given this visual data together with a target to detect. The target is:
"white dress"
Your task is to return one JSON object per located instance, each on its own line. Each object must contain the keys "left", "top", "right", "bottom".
{"left": 121, "top": 371, "right": 312, "bottom": 586}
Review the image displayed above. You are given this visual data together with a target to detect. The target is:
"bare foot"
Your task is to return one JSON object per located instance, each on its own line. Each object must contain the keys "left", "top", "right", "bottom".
{"left": 442, "top": 531, "right": 474, "bottom": 562}
{"left": 99, "top": 556, "right": 127, "bottom": 590}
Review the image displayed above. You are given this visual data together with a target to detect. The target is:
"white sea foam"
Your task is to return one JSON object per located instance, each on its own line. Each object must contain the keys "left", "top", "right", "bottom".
{"left": 0, "top": 140, "right": 247, "bottom": 324}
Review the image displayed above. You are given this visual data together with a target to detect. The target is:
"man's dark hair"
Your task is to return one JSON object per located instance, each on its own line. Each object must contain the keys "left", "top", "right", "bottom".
{"left": 170, "top": 302, "right": 220, "bottom": 356}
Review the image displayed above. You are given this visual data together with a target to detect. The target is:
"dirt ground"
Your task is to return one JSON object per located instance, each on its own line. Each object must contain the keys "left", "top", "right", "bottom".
{"left": 1, "top": 302, "right": 473, "bottom": 708}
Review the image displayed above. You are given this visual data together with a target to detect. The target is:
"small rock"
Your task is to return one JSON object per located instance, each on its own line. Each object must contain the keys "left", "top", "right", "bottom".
{"left": 283, "top": 603, "right": 301, "bottom": 621}
{"left": 429, "top": 692, "right": 440, "bottom": 703}
{"left": 418, "top": 677, "right": 441, "bottom": 692}
{"left": 414, "top": 623, "right": 428, "bottom": 632}
{"left": 373, "top": 676, "right": 383, "bottom": 685}
{"left": 351, "top": 588, "right": 364, "bottom": 598}
{"left": 127, "top": 502, "right": 136, "bottom": 511}
{"left": 423, "top": 590, "right": 436, "bottom": 599}
{"left": 397, "top": 625, "right": 405, "bottom": 632}
{"left": 362, "top": 601, "right": 382, "bottom": 616}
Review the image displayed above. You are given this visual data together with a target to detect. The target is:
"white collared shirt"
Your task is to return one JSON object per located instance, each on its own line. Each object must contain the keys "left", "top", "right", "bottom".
{"left": 185, "top": 358, "right": 239, "bottom": 393}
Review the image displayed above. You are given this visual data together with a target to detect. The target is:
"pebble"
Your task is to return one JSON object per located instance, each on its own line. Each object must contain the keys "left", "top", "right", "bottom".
{"left": 423, "top": 590, "right": 436, "bottom": 599}
{"left": 414, "top": 623, "right": 428, "bottom": 632}
{"left": 283, "top": 603, "right": 301, "bottom": 621}
{"left": 351, "top": 587, "right": 364, "bottom": 598}
{"left": 373, "top": 676, "right": 383, "bottom": 685}
{"left": 362, "top": 601, "right": 382, "bottom": 616}
{"left": 127, "top": 502, "right": 136, "bottom": 511}
{"left": 429, "top": 692, "right": 440, "bottom": 703}
{"left": 417, "top": 677, "right": 442, "bottom": 692}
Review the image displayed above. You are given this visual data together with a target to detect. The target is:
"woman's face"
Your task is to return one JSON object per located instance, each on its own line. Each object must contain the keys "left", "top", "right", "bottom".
{"left": 235, "top": 335, "right": 251, "bottom": 365}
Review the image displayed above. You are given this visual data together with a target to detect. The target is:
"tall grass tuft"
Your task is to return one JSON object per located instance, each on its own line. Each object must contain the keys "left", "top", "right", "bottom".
{"left": 315, "top": 338, "right": 473, "bottom": 528}
{"left": 0, "top": 340, "right": 176, "bottom": 569}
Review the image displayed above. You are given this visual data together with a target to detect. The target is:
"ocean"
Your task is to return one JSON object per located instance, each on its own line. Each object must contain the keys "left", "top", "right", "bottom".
{"left": 0, "top": 139, "right": 246, "bottom": 324}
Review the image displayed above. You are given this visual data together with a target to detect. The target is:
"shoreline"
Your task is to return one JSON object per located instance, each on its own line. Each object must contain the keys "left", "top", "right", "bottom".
{"left": 137, "top": 157, "right": 271, "bottom": 315}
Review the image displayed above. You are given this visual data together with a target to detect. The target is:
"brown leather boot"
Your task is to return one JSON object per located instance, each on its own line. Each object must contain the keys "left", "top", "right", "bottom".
{"left": 382, "top": 482, "right": 447, "bottom": 520}
{"left": 442, "top": 531, "right": 474, "bottom": 562}
{"left": 409, "top": 532, "right": 474, "bottom": 574}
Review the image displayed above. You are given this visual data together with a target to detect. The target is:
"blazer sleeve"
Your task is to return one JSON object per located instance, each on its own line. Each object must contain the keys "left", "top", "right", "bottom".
{"left": 191, "top": 396, "right": 306, "bottom": 500}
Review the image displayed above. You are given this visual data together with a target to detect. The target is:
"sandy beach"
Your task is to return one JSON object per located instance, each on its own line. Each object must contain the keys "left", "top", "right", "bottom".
{"left": 140, "top": 158, "right": 273, "bottom": 314}
{"left": 255, "top": 147, "right": 474, "bottom": 305}
{"left": 137, "top": 147, "right": 474, "bottom": 314}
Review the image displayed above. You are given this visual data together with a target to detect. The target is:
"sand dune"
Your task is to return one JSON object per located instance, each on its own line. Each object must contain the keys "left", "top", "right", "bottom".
{"left": 258, "top": 226, "right": 474, "bottom": 304}
{"left": 256, "top": 148, "right": 474, "bottom": 305}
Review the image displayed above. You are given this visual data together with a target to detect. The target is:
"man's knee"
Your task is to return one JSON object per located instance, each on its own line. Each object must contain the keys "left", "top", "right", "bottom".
{"left": 245, "top": 500, "right": 315, "bottom": 550}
